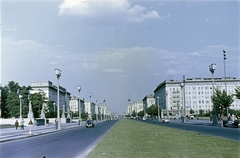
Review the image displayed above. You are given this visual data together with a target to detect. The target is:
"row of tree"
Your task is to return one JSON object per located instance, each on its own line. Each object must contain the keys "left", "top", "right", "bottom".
{"left": 126, "top": 86, "right": 240, "bottom": 118}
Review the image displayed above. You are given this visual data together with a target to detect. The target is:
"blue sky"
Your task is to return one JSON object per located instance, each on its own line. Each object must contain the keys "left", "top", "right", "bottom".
{"left": 1, "top": 0, "right": 239, "bottom": 114}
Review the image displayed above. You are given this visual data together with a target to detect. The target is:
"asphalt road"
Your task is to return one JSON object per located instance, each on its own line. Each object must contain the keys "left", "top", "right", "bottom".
{"left": 0, "top": 120, "right": 118, "bottom": 158}
{"left": 144, "top": 120, "right": 240, "bottom": 141}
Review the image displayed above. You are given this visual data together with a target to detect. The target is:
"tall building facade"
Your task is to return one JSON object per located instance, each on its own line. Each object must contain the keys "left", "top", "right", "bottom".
{"left": 30, "top": 81, "right": 71, "bottom": 112}
{"left": 154, "top": 77, "right": 240, "bottom": 117}
{"left": 69, "top": 96, "right": 84, "bottom": 113}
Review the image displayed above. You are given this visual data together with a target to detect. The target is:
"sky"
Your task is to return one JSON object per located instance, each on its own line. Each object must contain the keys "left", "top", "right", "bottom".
{"left": 1, "top": 0, "right": 239, "bottom": 115}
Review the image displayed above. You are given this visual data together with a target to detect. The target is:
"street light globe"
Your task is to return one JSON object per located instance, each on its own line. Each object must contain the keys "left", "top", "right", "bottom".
{"left": 180, "top": 82, "right": 184, "bottom": 88}
{"left": 77, "top": 85, "right": 81, "bottom": 92}
{"left": 19, "top": 95, "right": 23, "bottom": 99}
{"left": 55, "top": 68, "right": 61, "bottom": 78}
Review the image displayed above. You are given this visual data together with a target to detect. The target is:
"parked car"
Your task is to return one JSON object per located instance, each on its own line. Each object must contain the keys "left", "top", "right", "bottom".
{"left": 162, "top": 118, "right": 170, "bottom": 123}
{"left": 85, "top": 120, "right": 94, "bottom": 128}
{"left": 232, "top": 119, "right": 240, "bottom": 128}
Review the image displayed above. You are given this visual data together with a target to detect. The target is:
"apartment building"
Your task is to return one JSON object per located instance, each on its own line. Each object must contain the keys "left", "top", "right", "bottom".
{"left": 30, "top": 81, "right": 71, "bottom": 112}
{"left": 69, "top": 96, "right": 84, "bottom": 113}
{"left": 154, "top": 77, "right": 240, "bottom": 117}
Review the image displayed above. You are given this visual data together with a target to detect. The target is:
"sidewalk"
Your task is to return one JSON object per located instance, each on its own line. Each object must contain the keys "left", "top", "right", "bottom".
{"left": 0, "top": 121, "right": 86, "bottom": 143}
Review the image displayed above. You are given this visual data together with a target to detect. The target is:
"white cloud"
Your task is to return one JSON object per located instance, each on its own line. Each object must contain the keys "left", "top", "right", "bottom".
{"left": 104, "top": 68, "right": 124, "bottom": 73}
{"left": 189, "top": 51, "right": 201, "bottom": 56}
{"left": 58, "top": 0, "right": 160, "bottom": 24}
{"left": 166, "top": 69, "right": 188, "bottom": 76}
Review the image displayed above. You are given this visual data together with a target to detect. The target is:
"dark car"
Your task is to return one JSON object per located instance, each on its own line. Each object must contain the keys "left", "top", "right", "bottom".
{"left": 232, "top": 119, "right": 240, "bottom": 128}
{"left": 85, "top": 120, "right": 94, "bottom": 128}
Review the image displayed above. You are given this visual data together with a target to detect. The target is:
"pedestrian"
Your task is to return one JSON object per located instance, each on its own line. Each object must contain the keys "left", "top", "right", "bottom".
{"left": 55, "top": 118, "right": 58, "bottom": 129}
{"left": 15, "top": 120, "right": 19, "bottom": 130}
{"left": 20, "top": 119, "right": 25, "bottom": 130}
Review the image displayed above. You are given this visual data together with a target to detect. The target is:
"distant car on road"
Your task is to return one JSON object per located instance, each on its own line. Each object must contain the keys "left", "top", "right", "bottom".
{"left": 232, "top": 119, "right": 240, "bottom": 128}
{"left": 85, "top": 120, "right": 94, "bottom": 128}
{"left": 162, "top": 118, "right": 170, "bottom": 123}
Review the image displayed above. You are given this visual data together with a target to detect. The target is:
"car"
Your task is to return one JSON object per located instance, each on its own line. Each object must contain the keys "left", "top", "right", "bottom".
{"left": 232, "top": 119, "right": 240, "bottom": 128}
{"left": 162, "top": 118, "right": 170, "bottom": 123}
{"left": 85, "top": 120, "right": 94, "bottom": 128}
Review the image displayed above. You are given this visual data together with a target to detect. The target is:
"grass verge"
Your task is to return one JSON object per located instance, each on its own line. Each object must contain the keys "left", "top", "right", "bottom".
{"left": 87, "top": 119, "right": 240, "bottom": 158}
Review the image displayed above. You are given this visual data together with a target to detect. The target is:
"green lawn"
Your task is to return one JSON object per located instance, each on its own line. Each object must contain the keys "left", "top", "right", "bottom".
{"left": 87, "top": 119, "right": 240, "bottom": 158}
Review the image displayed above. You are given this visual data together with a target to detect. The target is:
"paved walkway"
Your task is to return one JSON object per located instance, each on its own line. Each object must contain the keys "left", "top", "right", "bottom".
{"left": 0, "top": 121, "right": 86, "bottom": 143}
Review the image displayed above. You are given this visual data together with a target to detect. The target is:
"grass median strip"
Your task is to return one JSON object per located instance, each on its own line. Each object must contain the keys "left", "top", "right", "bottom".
{"left": 87, "top": 119, "right": 240, "bottom": 158}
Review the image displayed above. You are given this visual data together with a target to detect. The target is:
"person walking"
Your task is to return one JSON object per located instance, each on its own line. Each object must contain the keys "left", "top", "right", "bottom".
{"left": 20, "top": 119, "right": 25, "bottom": 130}
{"left": 15, "top": 120, "right": 19, "bottom": 130}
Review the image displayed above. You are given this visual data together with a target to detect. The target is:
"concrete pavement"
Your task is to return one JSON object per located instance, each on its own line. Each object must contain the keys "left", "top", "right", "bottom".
{"left": 0, "top": 121, "right": 86, "bottom": 143}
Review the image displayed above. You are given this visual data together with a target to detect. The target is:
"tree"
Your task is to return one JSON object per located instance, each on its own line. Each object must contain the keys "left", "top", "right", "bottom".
{"left": 137, "top": 110, "right": 144, "bottom": 118}
{"left": 29, "top": 91, "right": 48, "bottom": 118}
{"left": 6, "top": 93, "right": 20, "bottom": 118}
{"left": 5, "top": 81, "right": 21, "bottom": 118}
{"left": 199, "top": 109, "right": 204, "bottom": 116}
{"left": 46, "top": 101, "right": 57, "bottom": 118}
{"left": 0, "top": 85, "right": 10, "bottom": 118}
{"left": 131, "top": 110, "right": 136, "bottom": 117}
{"left": 235, "top": 86, "right": 240, "bottom": 99}
{"left": 146, "top": 104, "right": 159, "bottom": 118}
{"left": 211, "top": 89, "right": 234, "bottom": 116}
{"left": 19, "top": 85, "right": 32, "bottom": 118}
{"left": 190, "top": 109, "right": 194, "bottom": 115}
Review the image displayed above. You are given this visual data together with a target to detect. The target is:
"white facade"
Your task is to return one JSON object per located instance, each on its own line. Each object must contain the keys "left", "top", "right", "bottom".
{"left": 69, "top": 97, "right": 84, "bottom": 113}
{"left": 154, "top": 77, "right": 240, "bottom": 116}
{"left": 143, "top": 94, "right": 155, "bottom": 109}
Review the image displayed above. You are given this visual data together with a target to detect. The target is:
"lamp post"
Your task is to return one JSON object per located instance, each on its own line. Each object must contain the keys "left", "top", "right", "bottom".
{"left": 157, "top": 96, "right": 160, "bottom": 121}
{"left": 180, "top": 75, "right": 186, "bottom": 122}
{"left": 55, "top": 68, "right": 61, "bottom": 130}
{"left": 100, "top": 102, "right": 102, "bottom": 121}
{"left": 209, "top": 63, "right": 217, "bottom": 125}
{"left": 77, "top": 85, "right": 81, "bottom": 126}
{"left": 223, "top": 50, "right": 228, "bottom": 116}
{"left": 19, "top": 95, "right": 22, "bottom": 119}
{"left": 96, "top": 98, "right": 98, "bottom": 122}
{"left": 103, "top": 99, "right": 106, "bottom": 119}
{"left": 165, "top": 91, "right": 169, "bottom": 119}
{"left": 89, "top": 93, "right": 92, "bottom": 120}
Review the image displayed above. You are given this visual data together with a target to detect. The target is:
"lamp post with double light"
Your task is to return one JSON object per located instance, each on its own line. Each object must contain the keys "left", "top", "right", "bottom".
{"left": 209, "top": 63, "right": 217, "bottom": 125}
{"left": 77, "top": 85, "right": 81, "bottom": 126}
{"left": 55, "top": 68, "right": 61, "bottom": 130}
{"left": 223, "top": 50, "right": 228, "bottom": 116}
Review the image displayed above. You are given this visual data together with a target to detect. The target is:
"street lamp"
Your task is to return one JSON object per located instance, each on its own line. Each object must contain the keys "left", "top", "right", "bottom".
{"left": 157, "top": 96, "right": 160, "bottom": 121}
{"left": 96, "top": 98, "right": 98, "bottom": 122}
{"left": 19, "top": 95, "right": 22, "bottom": 119}
{"left": 89, "top": 93, "right": 92, "bottom": 120}
{"left": 165, "top": 91, "right": 169, "bottom": 119}
{"left": 209, "top": 63, "right": 217, "bottom": 125}
{"left": 223, "top": 50, "right": 228, "bottom": 116}
{"left": 103, "top": 99, "right": 106, "bottom": 119}
{"left": 100, "top": 101, "right": 102, "bottom": 121}
{"left": 180, "top": 75, "right": 186, "bottom": 123}
{"left": 77, "top": 85, "right": 81, "bottom": 126}
{"left": 55, "top": 68, "right": 61, "bottom": 130}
